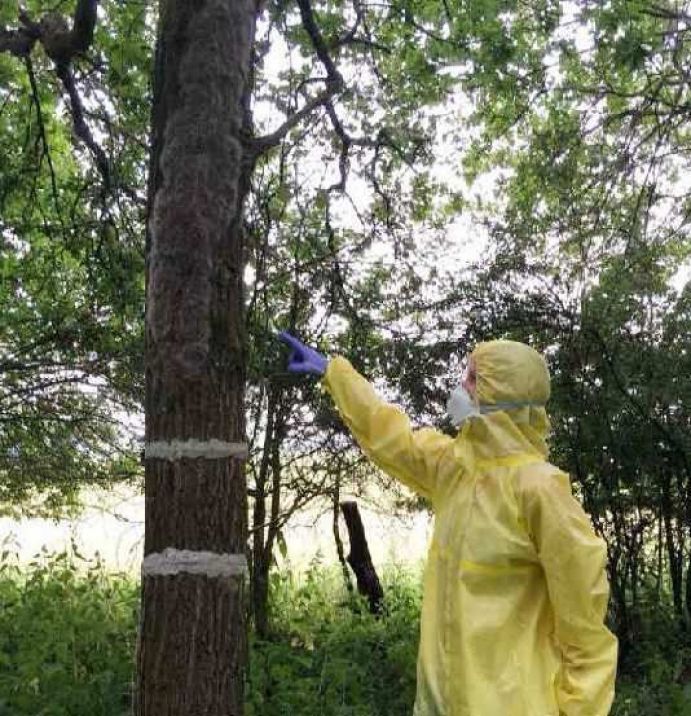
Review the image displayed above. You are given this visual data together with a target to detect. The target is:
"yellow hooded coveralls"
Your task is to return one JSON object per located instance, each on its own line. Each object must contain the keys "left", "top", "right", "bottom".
{"left": 323, "top": 340, "right": 618, "bottom": 716}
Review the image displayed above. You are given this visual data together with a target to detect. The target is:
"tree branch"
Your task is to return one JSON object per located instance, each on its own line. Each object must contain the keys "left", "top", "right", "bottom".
{"left": 643, "top": 3, "right": 691, "bottom": 24}
{"left": 294, "top": 0, "right": 406, "bottom": 184}
{"left": 332, "top": 0, "right": 362, "bottom": 48}
{"left": 1, "top": 2, "right": 109, "bottom": 187}
{"left": 0, "top": 26, "right": 37, "bottom": 57}
{"left": 250, "top": 78, "right": 342, "bottom": 153}
{"left": 251, "top": 0, "right": 394, "bottom": 175}
{"left": 295, "top": 0, "right": 341, "bottom": 82}
{"left": 331, "top": 35, "right": 391, "bottom": 54}
{"left": 0, "top": 10, "right": 40, "bottom": 55}
{"left": 327, "top": 0, "right": 391, "bottom": 53}
{"left": 328, "top": 137, "right": 350, "bottom": 193}
{"left": 250, "top": 0, "right": 348, "bottom": 154}
{"left": 70, "top": 0, "right": 98, "bottom": 55}
{"left": 55, "top": 62, "right": 110, "bottom": 186}
{"left": 25, "top": 56, "right": 63, "bottom": 222}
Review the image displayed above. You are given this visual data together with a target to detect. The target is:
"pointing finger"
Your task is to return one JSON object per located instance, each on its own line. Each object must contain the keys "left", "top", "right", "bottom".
{"left": 277, "top": 331, "right": 302, "bottom": 350}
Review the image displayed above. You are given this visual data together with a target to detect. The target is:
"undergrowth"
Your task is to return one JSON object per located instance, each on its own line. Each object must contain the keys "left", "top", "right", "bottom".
{"left": 0, "top": 549, "right": 688, "bottom": 715}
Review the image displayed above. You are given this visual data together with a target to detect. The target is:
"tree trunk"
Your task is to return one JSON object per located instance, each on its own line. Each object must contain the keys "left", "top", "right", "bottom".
{"left": 607, "top": 549, "right": 630, "bottom": 659}
{"left": 686, "top": 479, "right": 691, "bottom": 628}
{"left": 251, "top": 390, "right": 275, "bottom": 638}
{"left": 340, "top": 500, "right": 384, "bottom": 614}
{"left": 662, "top": 473, "right": 684, "bottom": 618}
{"left": 250, "top": 387, "right": 289, "bottom": 638}
{"left": 686, "top": 546, "right": 691, "bottom": 630}
{"left": 136, "top": 1, "right": 257, "bottom": 714}
{"left": 333, "top": 479, "right": 354, "bottom": 594}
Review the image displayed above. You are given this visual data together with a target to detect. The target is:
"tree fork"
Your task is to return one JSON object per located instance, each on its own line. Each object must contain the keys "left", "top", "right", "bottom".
{"left": 137, "top": 1, "right": 257, "bottom": 714}
{"left": 1, "top": 1, "right": 109, "bottom": 186}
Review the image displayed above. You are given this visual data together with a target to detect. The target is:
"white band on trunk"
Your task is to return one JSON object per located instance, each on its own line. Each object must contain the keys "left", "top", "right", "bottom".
{"left": 142, "top": 548, "right": 248, "bottom": 578}
{"left": 145, "top": 439, "right": 248, "bottom": 460}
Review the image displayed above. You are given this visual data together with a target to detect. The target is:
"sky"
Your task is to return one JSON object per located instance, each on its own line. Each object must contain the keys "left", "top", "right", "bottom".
{"left": 0, "top": 485, "right": 433, "bottom": 574}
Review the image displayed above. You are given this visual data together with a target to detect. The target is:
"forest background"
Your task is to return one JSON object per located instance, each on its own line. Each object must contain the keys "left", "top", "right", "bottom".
{"left": 1, "top": 0, "right": 690, "bottom": 714}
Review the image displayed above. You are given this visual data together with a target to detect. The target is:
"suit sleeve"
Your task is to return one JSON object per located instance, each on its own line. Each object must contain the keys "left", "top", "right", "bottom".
{"left": 520, "top": 471, "right": 618, "bottom": 716}
{"left": 323, "top": 356, "right": 452, "bottom": 502}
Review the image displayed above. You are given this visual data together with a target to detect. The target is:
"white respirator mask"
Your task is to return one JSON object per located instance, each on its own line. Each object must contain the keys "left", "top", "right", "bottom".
{"left": 447, "top": 386, "right": 545, "bottom": 427}
{"left": 446, "top": 386, "right": 479, "bottom": 426}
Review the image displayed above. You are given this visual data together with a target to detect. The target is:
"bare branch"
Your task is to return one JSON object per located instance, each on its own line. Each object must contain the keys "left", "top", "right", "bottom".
{"left": 295, "top": 0, "right": 341, "bottom": 82}
{"left": 250, "top": 78, "right": 342, "bottom": 153}
{"left": 24, "top": 56, "right": 63, "bottom": 224}
{"left": 55, "top": 62, "right": 110, "bottom": 186}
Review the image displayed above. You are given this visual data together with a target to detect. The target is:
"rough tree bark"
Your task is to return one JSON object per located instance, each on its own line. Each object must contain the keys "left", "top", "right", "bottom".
{"left": 136, "top": 1, "right": 257, "bottom": 714}
{"left": 340, "top": 500, "right": 384, "bottom": 614}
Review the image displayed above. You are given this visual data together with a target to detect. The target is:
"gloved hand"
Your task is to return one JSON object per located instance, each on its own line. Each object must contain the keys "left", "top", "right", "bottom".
{"left": 278, "top": 331, "right": 328, "bottom": 376}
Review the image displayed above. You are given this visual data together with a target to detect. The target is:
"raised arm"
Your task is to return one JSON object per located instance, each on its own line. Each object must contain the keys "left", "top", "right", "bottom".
{"left": 519, "top": 470, "right": 618, "bottom": 716}
{"left": 324, "top": 356, "right": 452, "bottom": 502}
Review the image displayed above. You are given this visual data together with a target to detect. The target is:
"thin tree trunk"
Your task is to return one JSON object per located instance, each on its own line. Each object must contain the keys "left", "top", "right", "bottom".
{"left": 250, "top": 388, "right": 289, "bottom": 637}
{"left": 607, "top": 548, "right": 630, "bottom": 658}
{"left": 251, "top": 390, "right": 275, "bottom": 638}
{"left": 662, "top": 474, "right": 684, "bottom": 618}
{"left": 340, "top": 500, "right": 384, "bottom": 614}
{"left": 657, "top": 498, "right": 663, "bottom": 602}
{"left": 686, "top": 475, "right": 691, "bottom": 628}
{"left": 686, "top": 546, "right": 691, "bottom": 630}
{"left": 136, "top": 1, "right": 257, "bottom": 714}
{"left": 333, "top": 478, "right": 354, "bottom": 593}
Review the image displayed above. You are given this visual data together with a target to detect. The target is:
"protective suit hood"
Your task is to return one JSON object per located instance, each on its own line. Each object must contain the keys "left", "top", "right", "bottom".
{"left": 463, "top": 340, "right": 551, "bottom": 459}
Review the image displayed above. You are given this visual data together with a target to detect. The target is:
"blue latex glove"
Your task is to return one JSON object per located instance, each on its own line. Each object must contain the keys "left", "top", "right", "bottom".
{"left": 278, "top": 331, "right": 328, "bottom": 376}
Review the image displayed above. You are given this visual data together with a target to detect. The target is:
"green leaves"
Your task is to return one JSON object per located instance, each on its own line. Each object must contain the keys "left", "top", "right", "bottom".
{"left": 0, "top": 558, "right": 686, "bottom": 715}
{"left": 0, "top": 549, "right": 137, "bottom": 716}
{"left": 0, "top": 1, "right": 148, "bottom": 514}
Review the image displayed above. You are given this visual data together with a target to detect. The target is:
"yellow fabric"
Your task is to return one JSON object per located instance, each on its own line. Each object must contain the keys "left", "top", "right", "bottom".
{"left": 474, "top": 340, "right": 551, "bottom": 405}
{"left": 324, "top": 343, "right": 617, "bottom": 716}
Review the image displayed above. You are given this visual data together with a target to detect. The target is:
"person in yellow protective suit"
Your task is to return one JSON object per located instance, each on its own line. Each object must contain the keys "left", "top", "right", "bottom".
{"left": 279, "top": 333, "right": 618, "bottom": 716}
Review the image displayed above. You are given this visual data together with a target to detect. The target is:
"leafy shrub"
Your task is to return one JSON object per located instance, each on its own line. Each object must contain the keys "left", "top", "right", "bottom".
{"left": 0, "top": 550, "right": 688, "bottom": 715}
{"left": 246, "top": 565, "right": 421, "bottom": 715}
{"left": 612, "top": 598, "right": 691, "bottom": 716}
{"left": 0, "top": 546, "right": 137, "bottom": 716}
